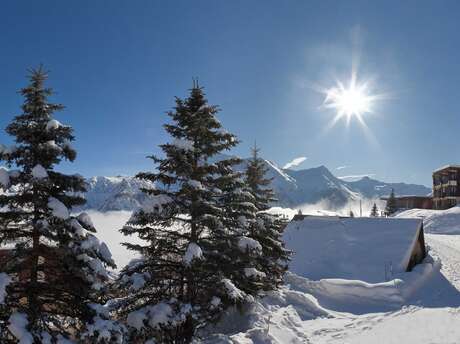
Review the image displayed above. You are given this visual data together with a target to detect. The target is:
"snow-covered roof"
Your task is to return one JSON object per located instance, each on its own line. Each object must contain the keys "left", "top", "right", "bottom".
{"left": 433, "top": 164, "right": 460, "bottom": 173}
{"left": 283, "top": 216, "right": 423, "bottom": 283}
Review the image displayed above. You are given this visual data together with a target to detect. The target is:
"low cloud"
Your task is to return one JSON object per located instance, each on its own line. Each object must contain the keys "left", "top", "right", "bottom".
{"left": 268, "top": 197, "right": 385, "bottom": 219}
{"left": 297, "top": 197, "right": 385, "bottom": 217}
{"left": 337, "top": 174, "right": 376, "bottom": 181}
{"left": 336, "top": 165, "right": 349, "bottom": 170}
{"left": 283, "top": 157, "right": 307, "bottom": 170}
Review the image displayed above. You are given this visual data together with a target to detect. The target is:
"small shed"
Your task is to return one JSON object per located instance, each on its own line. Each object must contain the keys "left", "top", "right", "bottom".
{"left": 284, "top": 215, "right": 426, "bottom": 283}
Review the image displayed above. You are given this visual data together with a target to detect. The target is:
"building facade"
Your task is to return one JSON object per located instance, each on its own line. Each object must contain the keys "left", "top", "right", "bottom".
{"left": 433, "top": 165, "right": 460, "bottom": 209}
{"left": 380, "top": 195, "right": 433, "bottom": 211}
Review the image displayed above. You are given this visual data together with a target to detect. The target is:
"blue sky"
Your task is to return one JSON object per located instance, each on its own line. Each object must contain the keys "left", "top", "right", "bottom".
{"left": 0, "top": 1, "right": 459, "bottom": 186}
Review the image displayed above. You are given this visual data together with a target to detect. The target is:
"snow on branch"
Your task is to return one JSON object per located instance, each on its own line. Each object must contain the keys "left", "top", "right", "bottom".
{"left": 237, "top": 237, "right": 262, "bottom": 254}
{"left": 0, "top": 167, "right": 10, "bottom": 188}
{"left": 127, "top": 302, "right": 174, "bottom": 331}
{"left": 48, "top": 197, "right": 69, "bottom": 220}
{"left": 77, "top": 212, "right": 95, "bottom": 230}
{"left": 221, "top": 279, "right": 245, "bottom": 300}
{"left": 45, "top": 119, "right": 64, "bottom": 131}
{"left": 244, "top": 267, "right": 266, "bottom": 279}
{"left": 82, "top": 304, "right": 125, "bottom": 343}
{"left": 0, "top": 273, "right": 11, "bottom": 304}
{"left": 139, "top": 194, "right": 173, "bottom": 214}
{"left": 44, "top": 140, "right": 62, "bottom": 152}
{"left": 171, "top": 138, "right": 194, "bottom": 151}
{"left": 31, "top": 164, "right": 48, "bottom": 179}
{"left": 183, "top": 242, "right": 203, "bottom": 266}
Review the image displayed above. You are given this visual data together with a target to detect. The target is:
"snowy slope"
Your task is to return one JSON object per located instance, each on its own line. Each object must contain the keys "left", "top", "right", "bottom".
{"left": 280, "top": 165, "right": 360, "bottom": 207}
{"left": 396, "top": 206, "right": 460, "bottom": 234}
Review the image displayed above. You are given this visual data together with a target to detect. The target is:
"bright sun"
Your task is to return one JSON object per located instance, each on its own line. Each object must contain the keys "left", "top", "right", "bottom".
{"left": 323, "top": 72, "right": 377, "bottom": 124}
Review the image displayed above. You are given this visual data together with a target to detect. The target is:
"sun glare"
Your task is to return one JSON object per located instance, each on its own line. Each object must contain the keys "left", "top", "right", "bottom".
{"left": 323, "top": 72, "right": 377, "bottom": 125}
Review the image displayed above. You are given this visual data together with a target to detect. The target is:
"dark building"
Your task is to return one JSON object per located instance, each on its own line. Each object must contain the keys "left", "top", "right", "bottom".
{"left": 380, "top": 195, "right": 433, "bottom": 210}
{"left": 433, "top": 165, "right": 460, "bottom": 210}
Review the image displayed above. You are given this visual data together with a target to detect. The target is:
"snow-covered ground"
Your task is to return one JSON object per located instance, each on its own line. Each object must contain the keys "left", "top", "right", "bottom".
{"left": 397, "top": 206, "right": 460, "bottom": 234}
{"left": 90, "top": 208, "right": 460, "bottom": 343}
{"left": 204, "top": 207, "right": 460, "bottom": 343}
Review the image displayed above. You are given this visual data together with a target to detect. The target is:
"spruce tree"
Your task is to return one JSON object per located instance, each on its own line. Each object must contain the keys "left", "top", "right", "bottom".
{"left": 0, "top": 67, "right": 123, "bottom": 343}
{"left": 385, "top": 189, "right": 398, "bottom": 216}
{"left": 349, "top": 210, "right": 355, "bottom": 218}
{"left": 117, "top": 83, "right": 260, "bottom": 343}
{"left": 244, "top": 143, "right": 290, "bottom": 289}
{"left": 370, "top": 203, "right": 379, "bottom": 217}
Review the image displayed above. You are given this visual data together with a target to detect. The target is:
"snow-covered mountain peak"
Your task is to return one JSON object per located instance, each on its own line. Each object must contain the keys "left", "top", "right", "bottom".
{"left": 81, "top": 175, "right": 154, "bottom": 211}
{"left": 78, "top": 163, "right": 430, "bottom": 211}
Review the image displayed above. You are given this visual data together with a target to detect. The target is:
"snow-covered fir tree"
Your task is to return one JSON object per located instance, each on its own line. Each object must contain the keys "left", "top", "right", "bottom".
{"left": 0, "top": 67, "right": 123, "bottom": 343}
{"left": 244, "top": 143, "right": 290, "bottom": 289}
{"left": 385, "top": 189, "right": 398, "bottom": 216}
{"left": 117, "top": 83, "right": 262, "bottom": 343}
{"left": 370, "top": 203, "right": 379, "bottom": 217}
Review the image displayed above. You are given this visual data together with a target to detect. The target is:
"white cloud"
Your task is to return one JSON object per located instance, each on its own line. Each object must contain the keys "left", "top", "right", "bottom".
{"left": 283, "top": 157, "right": 307, "bottom": 170}
{"left": 337, "top": 174, "right": 375, "bottom": 181}
{"left": 336, "top": 166, "right": 349, "bottom": 170}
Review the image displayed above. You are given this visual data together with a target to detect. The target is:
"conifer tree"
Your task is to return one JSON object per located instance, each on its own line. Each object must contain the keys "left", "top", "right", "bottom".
{"left": 117, "top": 83, "right": 260, "bottom": 343}
{"left": 370, "top": 203, "right": 379, "bottom": 217}
{"left": 385, "top": 189, "right": 398, "bottom": 216}
{"left": 244, "top": 143, "right": 290, "bottom": 289}
{"left": 349, "top": 210, "right": 355, "bottom": 218}
{"left": 0, "top": 67, "right": 123, "bottom": 343}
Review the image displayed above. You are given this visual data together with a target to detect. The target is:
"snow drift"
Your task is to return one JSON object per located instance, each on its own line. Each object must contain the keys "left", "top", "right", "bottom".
{"left": 397, "top": 206, "right": 460, "bottom": 235}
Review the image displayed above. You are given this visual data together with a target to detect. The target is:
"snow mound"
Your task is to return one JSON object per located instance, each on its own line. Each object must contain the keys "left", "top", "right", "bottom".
{"left": 202, "top": 259, "right": 445, "bottom": 343}
{"left": 284, "top": 216, "right": 423, "bottom": 283}
{"left": 397, "top": 206, "right": 460, "bottom": 234}
{"left": 201, "top": 278, "right": 332, "bottom": 342}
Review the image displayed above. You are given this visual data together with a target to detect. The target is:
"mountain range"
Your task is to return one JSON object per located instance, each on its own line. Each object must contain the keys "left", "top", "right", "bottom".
{"left": 79, "top": 160, "right": 431, "bottom": 212}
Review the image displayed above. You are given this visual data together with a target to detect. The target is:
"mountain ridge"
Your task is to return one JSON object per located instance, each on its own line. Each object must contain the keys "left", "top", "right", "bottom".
{"left": 79, "top": 160, "right": 431, "bottom": 211}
